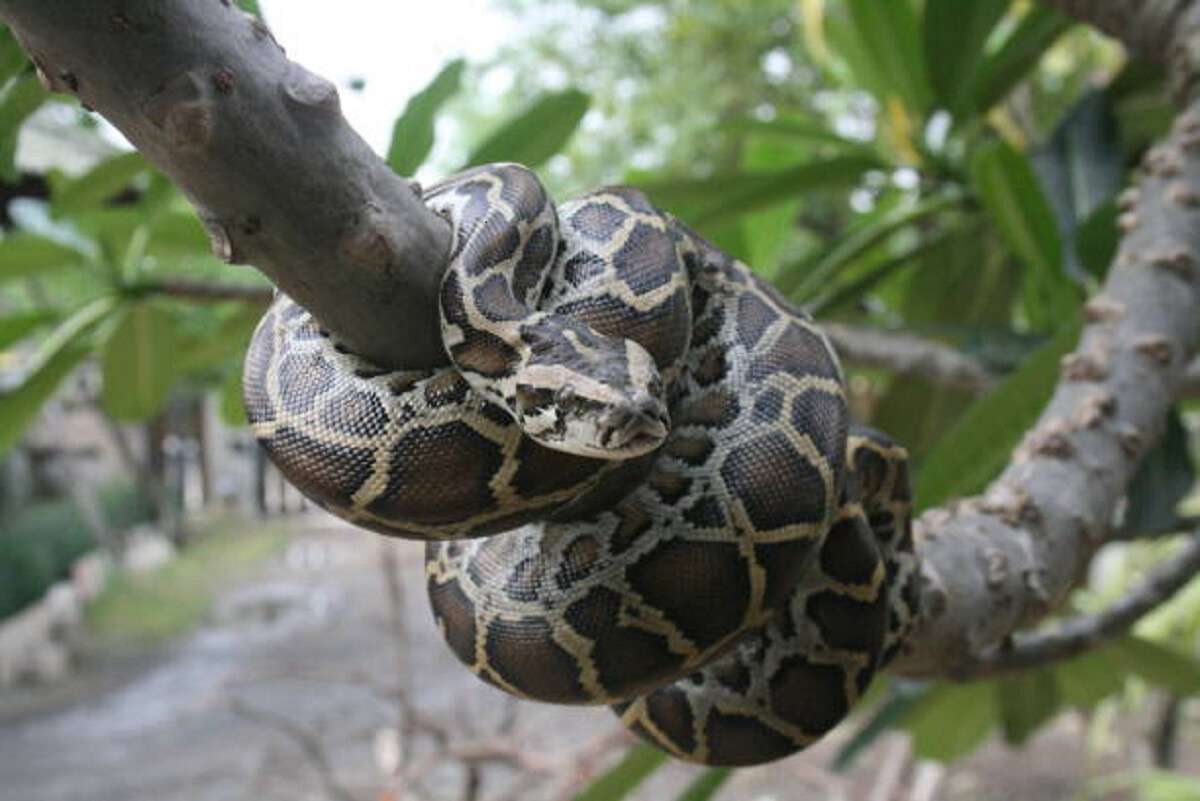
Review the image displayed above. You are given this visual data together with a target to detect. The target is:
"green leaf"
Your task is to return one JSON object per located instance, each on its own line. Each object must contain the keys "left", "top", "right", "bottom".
{"left": 0, "top": 345, "right": 87, "bottom": 457}
{"left": 51, "top": 152, "right": 150, "bottom": 216}
{"left": 1031, "top": 90, "right": 1123, "bottom": 281}
{"left": 1109, "top": 637, "right": 1200, "bottom": 696}
{"left": 872, "top": 226, "right": 1014, "bottom": 461}
{"left": 902, "top": 682, "right": 996, "bottom": 762}
{"left": 723, "top": 116, "right": 877, "bottom": 155}
{"left": 220, "top": 361, "right": 247, "bottom": 426}
{"left": 0, "top": 310, "right": 53, "bottom": 350}
{"left": 177, "top": 302, "right": 264, "bottom": 374}
{"left": 923, "top": 0, "right": 1010, "bottom": 113}
{"left": 0, "top": 233, "right": 89, "bottom": 280}
{"left": 1054, "top": 649, "right": 1127, "bottom": 710}
{"left": 235, "top": 0, "right": 263, "bottom": 18}
{"left": 1123, "top": 410, "right": 1195, "bottom": 536}
{"left": 0, "top": 26, "right": 29, "bottom": 86}
{"left": 973, "top": 7, "right": 1074, "bottom": 112}
{"left": 1075, "top": 199, "right": 1119, "bottom": 279}
{"left": 673, "top": 768, "right": 731, "bottom": 801}
{"left": 101, "top": 301, "right": 179, "bottom": 421}
{"left": 812, "top": 227, "right": 960, "bottom": 316}
{"left": 915, "top": 317, "right": 1081, "bottom": 511}
{"left": 465, "top": 89, "right": 590, "bottom": 169}
{"left": 387, "top": 60, "right": 465, "bottom": 176}
{"left": 144, "top": 211, "right": 212, "bottom": 259}
{"left": 0, "top": 295, "right": 120, "bottom": 457}
{"left": 844, "top": 0, "right": 933, "bottom": 114}
{"left": 784, "top": 191, "right": 964, "bottom": 299}
{"left": 1112, "top": 61, "right": 1173, "bottom": 158}
{"left": 996, "top": 669, "right": 1061, "bottom": 746}
{"left": 571, "top": 744, "right": 668, "bottom": 801}
{"left": 637, "top": 154, "right": 880, "bottom": 232}
{"left": 0, "top": 74, "right": 47, "bottom": 182}
{"left": 970, "top": 139, "right": 1075, "bottom": 331}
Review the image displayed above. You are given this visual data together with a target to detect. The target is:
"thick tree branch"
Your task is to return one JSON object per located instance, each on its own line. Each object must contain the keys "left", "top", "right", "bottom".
{"left": 0, "top": 0, "right": 452, "bottom": 369}
{"left": 956, "top": 532, "right": 1200, "bottom": 677}
{"left": 828, "top": 323, "right": 1200, "bottom": 398}
{"left": 823, "top": 323, "right": 998, "bottom": 394}
{"left": 895, "top": 3, "right": 1200, "bottom": 676}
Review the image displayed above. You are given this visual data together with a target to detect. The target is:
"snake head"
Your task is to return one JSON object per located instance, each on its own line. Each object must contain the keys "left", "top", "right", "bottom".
{"left": 515, "top": 338, "right": 669, "bottom": 460}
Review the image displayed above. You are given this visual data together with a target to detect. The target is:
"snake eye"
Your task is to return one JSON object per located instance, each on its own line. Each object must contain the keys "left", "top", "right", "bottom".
{"left": 555, "top": 384, "right": 576, "bottom": 405}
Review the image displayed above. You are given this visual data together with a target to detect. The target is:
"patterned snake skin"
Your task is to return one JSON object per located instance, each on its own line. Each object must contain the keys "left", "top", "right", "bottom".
{"left": 244, "top": 163, "right": 918, "bottom": 766}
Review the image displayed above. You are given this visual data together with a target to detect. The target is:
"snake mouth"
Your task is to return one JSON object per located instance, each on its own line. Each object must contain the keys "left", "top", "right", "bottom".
{"left": 610, "top": 415, "right": 669, "bottom": 455}
{"left": 626, "top": 421, "right": 669, "bottom": 450}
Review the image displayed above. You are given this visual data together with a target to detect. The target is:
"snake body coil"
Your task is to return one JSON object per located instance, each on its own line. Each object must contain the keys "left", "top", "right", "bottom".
{"left": 244, "top": 164, "right": 918, "bottom": 766}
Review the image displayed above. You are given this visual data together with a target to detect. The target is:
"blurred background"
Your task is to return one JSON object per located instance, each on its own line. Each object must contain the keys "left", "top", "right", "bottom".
{"left": 0, "top": 2, "right": 1198, "bottom": 800}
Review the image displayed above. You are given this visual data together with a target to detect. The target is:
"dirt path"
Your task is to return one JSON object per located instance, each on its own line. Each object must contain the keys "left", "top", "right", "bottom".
{"left": 0, "top": 513, "right": 1151, "bottom": 801}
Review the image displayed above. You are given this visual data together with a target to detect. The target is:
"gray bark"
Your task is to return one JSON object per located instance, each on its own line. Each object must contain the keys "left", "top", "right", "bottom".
{"left": 0, "top": 0, "right": 452, "bottom": 369}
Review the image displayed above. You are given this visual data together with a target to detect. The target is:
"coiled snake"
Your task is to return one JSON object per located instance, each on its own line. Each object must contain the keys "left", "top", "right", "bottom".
{"left": 244, "top": 163, "right": 919, "bottom": 766}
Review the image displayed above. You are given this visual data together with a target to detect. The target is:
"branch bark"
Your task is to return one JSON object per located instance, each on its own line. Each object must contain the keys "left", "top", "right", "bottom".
{"left": 0, "top": 0, "right": 451, "bottom": 369}
{"left": 955, "top": 532, "right": 1200, "bottom": 677}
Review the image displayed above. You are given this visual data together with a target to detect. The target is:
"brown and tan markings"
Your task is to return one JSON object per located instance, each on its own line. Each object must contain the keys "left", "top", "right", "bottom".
{"left": 244, "top": 163, "right": 917, "bottom": 766}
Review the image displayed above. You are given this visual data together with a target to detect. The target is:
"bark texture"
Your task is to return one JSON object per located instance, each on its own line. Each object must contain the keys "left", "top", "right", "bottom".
{"left": 0, "top": 0, "right": 452, "bottom": 369}
{"left": 963, "top": 532, "right": 1200, "bottom": 676}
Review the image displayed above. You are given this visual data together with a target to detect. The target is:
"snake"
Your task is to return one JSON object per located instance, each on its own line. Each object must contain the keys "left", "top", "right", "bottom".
{"left": 243, "top": 163, "right": 918, "bottom": 766}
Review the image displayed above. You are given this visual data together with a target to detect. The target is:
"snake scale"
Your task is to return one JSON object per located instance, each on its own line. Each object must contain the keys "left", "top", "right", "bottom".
{"left": 244, "top": 163, "right": 919, "bottom": 766}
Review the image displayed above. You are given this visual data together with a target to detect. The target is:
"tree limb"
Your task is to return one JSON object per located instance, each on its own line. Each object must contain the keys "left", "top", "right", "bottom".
{"left": 0, "top": 0, "right": 452, "bottom": 370}
{"left": 138, "top": 276, "right": 273, "bottom": 304}
{"left": 823, "top": 323, "right": 998, "bottom": 394}
{"left": 230, "top": 698, "right": 360, "bottom": 801}
{"left": 954, "top": 532, "right": 1200, "bottom": 677}
{"left": 829, "top": 322, "right": 1200, "bottom": 398}
{"left": 894, "top": 2, "right": 1200, "bottom": 676}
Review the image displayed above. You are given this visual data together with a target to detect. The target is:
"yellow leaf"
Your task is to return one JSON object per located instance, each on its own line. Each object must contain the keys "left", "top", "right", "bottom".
{"left": 882, "top": 97, "right": 921, "bottom": 165}
{"left": 799, "top": 0, "right": 831, "bottom": 67}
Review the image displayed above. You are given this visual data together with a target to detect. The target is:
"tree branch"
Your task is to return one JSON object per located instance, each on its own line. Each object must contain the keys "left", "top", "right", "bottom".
{"left": 894, "top": 3, "right": 1200, "bottom": 676}
{"left": 0, "top": 0, "right": 451, "bottom": 369}
{"left": 823, "top": 323, "right": 998, "bottom": 395}
{"left": 138, "top": 276, "right": 273, "bottom": 304}
{"left": 829, "top": 322, "right": 1200, "bottom": 398}
{"left": 955, "top": 532, "right": 1200, "bottom": 677}
{"left": 230, "top": 698, "right": 360, "bottom": 801}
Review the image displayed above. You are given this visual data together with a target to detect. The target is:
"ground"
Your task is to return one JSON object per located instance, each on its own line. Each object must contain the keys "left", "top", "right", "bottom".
{"left": 0, "top": 513, "right": 1193, "bottom": 801}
